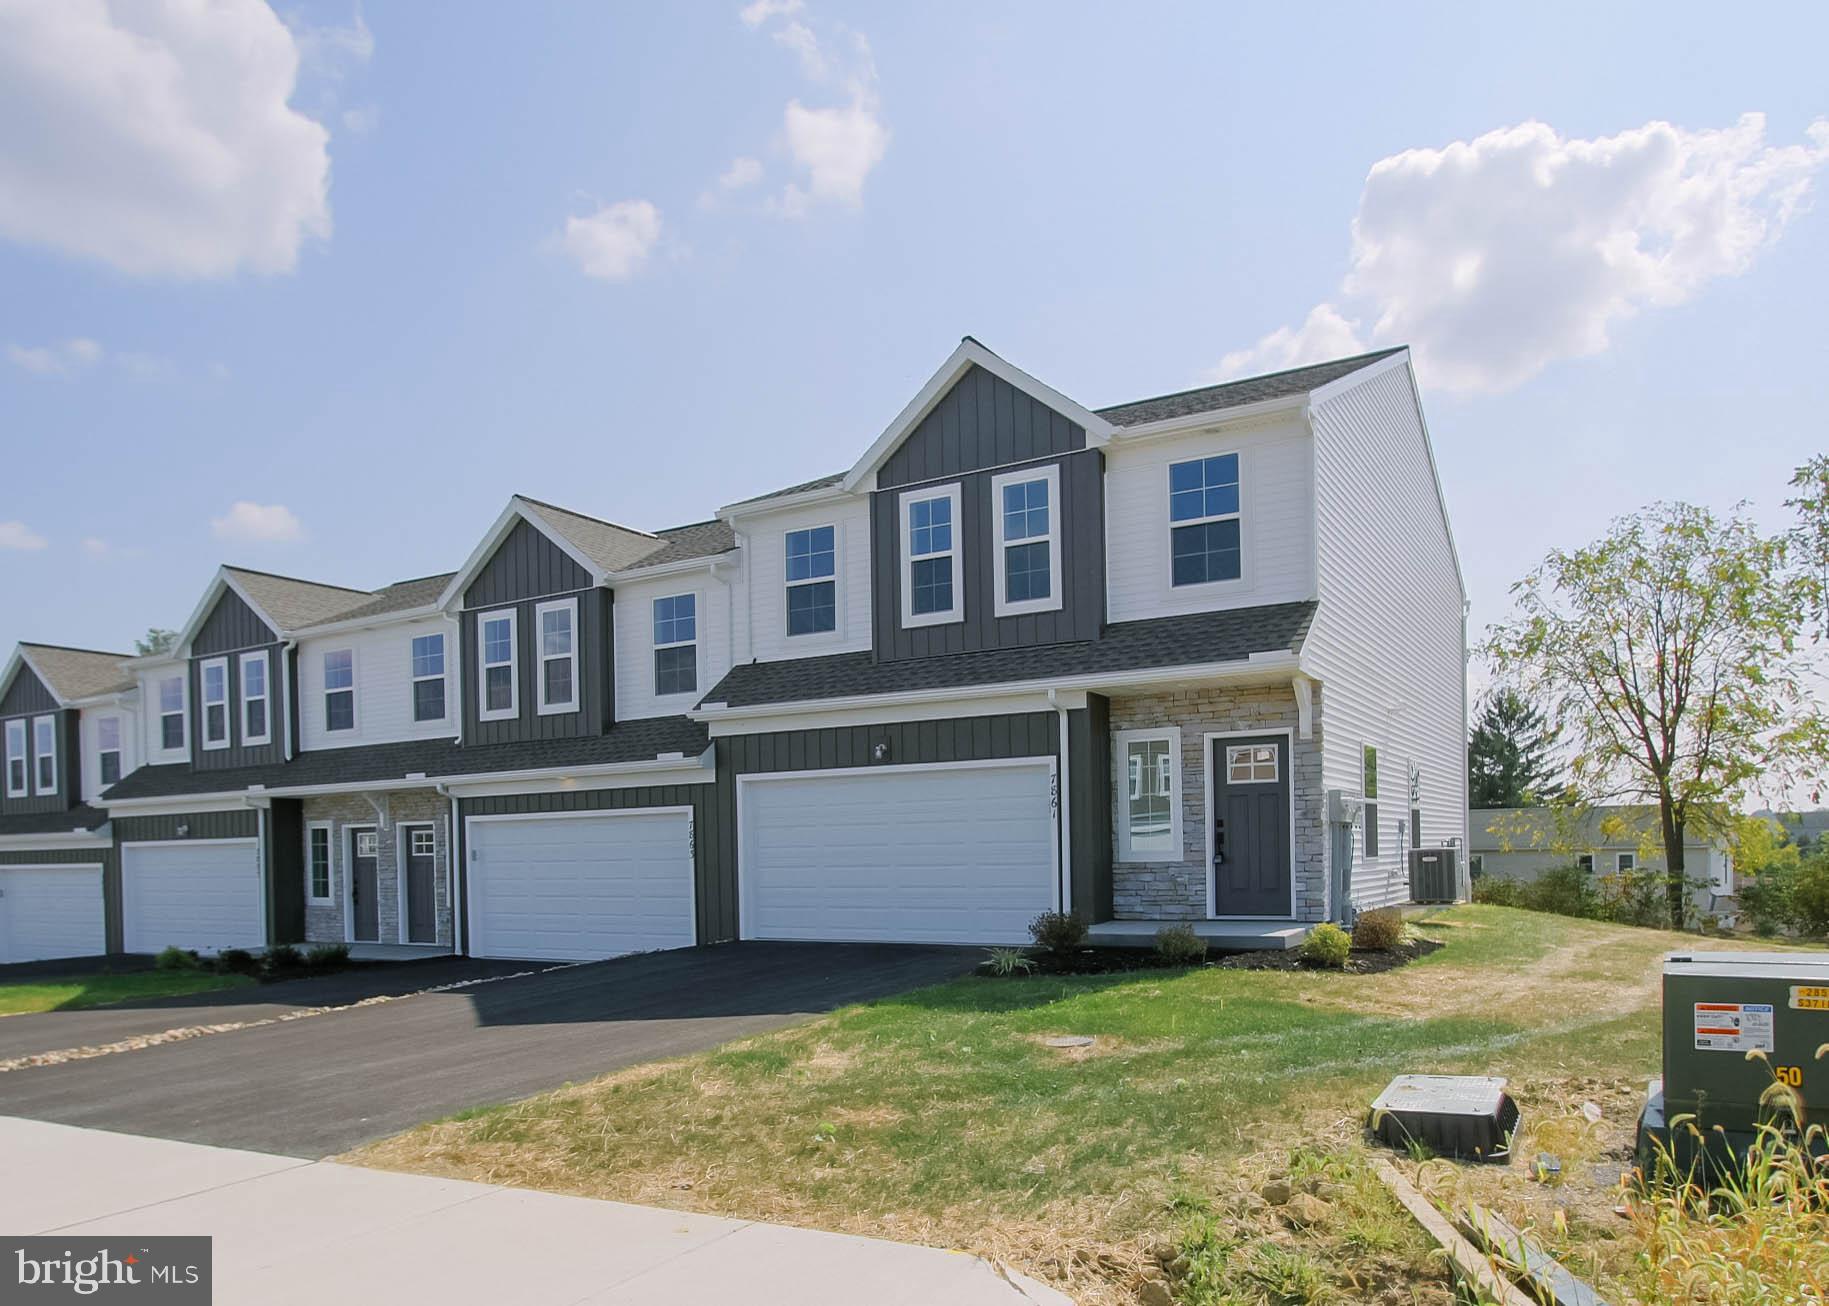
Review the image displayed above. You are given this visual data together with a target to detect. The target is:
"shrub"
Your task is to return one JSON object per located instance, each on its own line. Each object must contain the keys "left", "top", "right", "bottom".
{"left": 1350, "top": 907, "right": 1405, "bottom": 952}
{"left": 1792, "top": 857, "right": 1829, "bottom": 936}
{"left": 154, "top": 945, "right": 199, "bottom": 971}
{"left": 1470, "top": 875, "right": 1524, "bottom": 907}
{"left": 1738, "top": 865, "right": 1798, "bottom": 936}
{"left": 1298, "top": 922, "right": 1351, "bottom": 969}
{"left": 1520, "top": 863, "right": 1602, "bottom": 918}
{"left": 262, "top": 943, "right": 304, "bottom": 974}
{"left": 1154, "top": 924, "right": 1209, "bottom": 964}
{"left": 1028, "top": 911, "right": 1088, "bottom": 954}
{"left": 982, "top": 947, "right": 1034, "bottom": 977}
{"left": 1595, "top": 867, "right": 1672, "bottom": 928}
{"left": 304, "top": 943, "right": 350, "bottom": 971}
{"left": 216, "top": 948, "right": 261, "bottom": 976}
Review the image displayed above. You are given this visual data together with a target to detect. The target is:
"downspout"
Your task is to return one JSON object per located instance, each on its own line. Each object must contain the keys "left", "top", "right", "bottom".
{"left": 1049, "top": 688, "right": 1073, "bottom": 917}
{"left": 280, "top": 640, "right": 297, "bottom": 761}
{"left": 435, "top": 781, "right": 461, "bottom": 955}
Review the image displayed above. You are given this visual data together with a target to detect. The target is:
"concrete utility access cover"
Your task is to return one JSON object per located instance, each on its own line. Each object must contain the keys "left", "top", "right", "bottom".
{"left": 1044, "top": 1036, "right": 1095, "bottom": 1049}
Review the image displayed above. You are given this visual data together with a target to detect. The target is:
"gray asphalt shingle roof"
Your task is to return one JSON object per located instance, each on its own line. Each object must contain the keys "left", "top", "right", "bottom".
{"left": 224, "top": 567, "right": 375, "bottom": 632}
{"left": 1094, "top": 348, "right": 1407, "bottom": 428}
{"left": 518, "top": 498, "right": 668, "bottom": 574}
{"left": 0, "top": 804, "right": 110, "bottom": 837}
{"left": 703, "top": 601, "right": 1317, "bottom": 709}
{"left": 17, "top": 645, "right": 133, "bottom": 701}
{"left": 317, "top": 573, "right": 456, "bottom": 623}
{"left": 724, "top": 471, "right": 848, "bottom": 509}
{"left": 637, "top": 520, "right": 737, "bottom": 568}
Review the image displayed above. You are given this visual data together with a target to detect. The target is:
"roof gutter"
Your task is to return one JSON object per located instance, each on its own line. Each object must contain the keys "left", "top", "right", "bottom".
{"left": 0, "top": 825, "right": 113, "bottom": 851}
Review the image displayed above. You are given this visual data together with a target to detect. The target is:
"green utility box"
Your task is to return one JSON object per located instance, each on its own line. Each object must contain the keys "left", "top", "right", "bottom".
{"left": 1636, "top": 951, "right": 1829, "bottom": 1173}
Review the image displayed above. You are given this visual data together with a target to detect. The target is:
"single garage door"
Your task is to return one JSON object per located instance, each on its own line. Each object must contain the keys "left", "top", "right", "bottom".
{"left": 0, "top": 864, "right": 106, "bottom": 964}
{"left": 739, "top": 759, "right": 1057, "bottom": 945}
{"left": 466, "top": 809, "right": 695, "bottom": 962}
{"left": 122, "top": 840, "right": 264, "bottom": 955}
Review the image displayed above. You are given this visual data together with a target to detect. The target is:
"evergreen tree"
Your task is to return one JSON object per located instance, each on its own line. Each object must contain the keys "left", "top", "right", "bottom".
{"left": 1467, "top": 688, "right": 1563, "bottom": 809}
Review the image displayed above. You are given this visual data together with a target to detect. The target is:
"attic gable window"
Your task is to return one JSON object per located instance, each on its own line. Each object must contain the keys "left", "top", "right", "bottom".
{"left": 1168, "top": 453, "right": 1242, "bottom": 586}
{"left": 4, "top": 719, "right": 24, "bottom": 797}
{"left": 899, "top": 483, "right": 962, "bottom": 628}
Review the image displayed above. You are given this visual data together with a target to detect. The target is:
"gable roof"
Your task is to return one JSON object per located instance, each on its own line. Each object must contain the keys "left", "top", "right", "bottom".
{"left": 223, "top": 567, "right": 372, "bottom": 630}
{"left": 519, "top": 497, "right": 667, "bottom": 574}
{"left": 4, "top": 643, "right": 133, "bottom": 705}
{"left": 1095, "top": 348, "right": 1409, "bottom": 428}
{"left": 310, "top": 573, "right": 457, "bottom": 625}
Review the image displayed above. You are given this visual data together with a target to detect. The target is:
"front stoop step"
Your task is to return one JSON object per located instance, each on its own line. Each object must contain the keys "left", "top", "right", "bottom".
{"left": 1085, "top": 920, "right": 1312, "bottom": 952}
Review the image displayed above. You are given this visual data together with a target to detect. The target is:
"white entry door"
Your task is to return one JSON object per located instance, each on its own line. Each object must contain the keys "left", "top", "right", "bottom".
{"left": 121, "top": 840, "right": 264, "bottom": 955}
{"left": 0, "top": 864, "right": 106, "bottom": 964}
{"left": 466, "top": 809, "right": 695, "bottom": 962}
{"left": 739, "top": 759, "right": 1058, "bottom": 945}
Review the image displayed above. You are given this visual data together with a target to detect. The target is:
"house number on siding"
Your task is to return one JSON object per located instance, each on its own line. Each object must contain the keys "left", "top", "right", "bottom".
{"left": 1049, "top": 773, "right": 1060, "bottom": 818}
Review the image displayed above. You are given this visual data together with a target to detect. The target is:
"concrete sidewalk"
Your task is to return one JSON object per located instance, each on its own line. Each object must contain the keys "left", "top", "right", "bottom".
{"left": 0, "top": 1117, "right": 1069, "bottom": 1305}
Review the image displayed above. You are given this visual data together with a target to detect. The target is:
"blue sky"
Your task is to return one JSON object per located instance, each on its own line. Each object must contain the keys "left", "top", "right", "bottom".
{"left": 2, "top": 1, "right": 1826, "bottom": 664}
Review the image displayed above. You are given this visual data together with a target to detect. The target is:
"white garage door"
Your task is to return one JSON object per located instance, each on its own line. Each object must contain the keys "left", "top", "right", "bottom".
{"left": 0, "top": 864, "right": 106, "bottom": 964}
{"left": 467, "top": 810, "right": 695, "bottom": 962}
{"left": 122, "top": 840, "right": 264, "bottom": 955}
{"left": 740, "top": 760, "right": 1057, "bottom": 945}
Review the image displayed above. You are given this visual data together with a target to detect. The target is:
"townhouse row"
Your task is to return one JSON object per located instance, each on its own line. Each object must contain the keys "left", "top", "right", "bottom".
{"left": 0, "top": 339, "right": 1469, "bottom": 965}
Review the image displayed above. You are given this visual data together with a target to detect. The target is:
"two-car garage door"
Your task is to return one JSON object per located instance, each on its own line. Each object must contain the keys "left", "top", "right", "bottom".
{"left": 739, "top": 760, "right": 1058, "bottom": 945}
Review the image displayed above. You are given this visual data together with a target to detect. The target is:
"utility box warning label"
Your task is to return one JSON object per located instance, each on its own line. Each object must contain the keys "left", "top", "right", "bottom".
{"left": 1790, "top": 986, "right": 1829, "bottom": 1011}
{"left": 1693, "top": 1002, "right": 1775, "bottom": 1052}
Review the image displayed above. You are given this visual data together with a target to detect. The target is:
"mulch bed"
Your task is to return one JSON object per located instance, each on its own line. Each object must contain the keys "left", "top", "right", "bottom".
{"left": 976, "top": 935, "right": 1444, "bottom": 977}
{"left": 1218, "top": 935, "right": 1444, "bottom": 974}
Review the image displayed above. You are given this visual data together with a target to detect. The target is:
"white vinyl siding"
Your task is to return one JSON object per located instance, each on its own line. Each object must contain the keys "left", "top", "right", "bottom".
{"left": 1104, "top": 413, "right": 1314, "bottom": 622}
{"left": 738, "top": 495, "right": 872, "bottom": 661}
{"left": 1302, "top": 359, "right": 1467, "bottom": 911}
{"left": 298, "top": 618, "right": 459, "bottom": 751}
{"left": 614, "top": 574, "right": 732, "bottom": 722}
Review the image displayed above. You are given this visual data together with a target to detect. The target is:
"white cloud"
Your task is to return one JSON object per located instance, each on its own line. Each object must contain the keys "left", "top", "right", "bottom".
{"left": 739, "top": 0, "right": 802, "bottom": 27}
{"left": 772, "top": 21, "right": 827, "bottom": 80}
{"left": 1218, "top": 114, "right": 1829, "bottom": 392}
{"left": 0, "top": 0, "right": 333, "bottom": 278}
{"left": 341, "top": 105, "right": 380, "bottom": 136}
{"left": 719, "top": 156, "right": 764, "bottom": 191}
{"left": 6, "top": 337, "right": 102, "bottom": 376}
{"left": 212, "top": 501, "right": 303, "bottom": 543}
{"left": 774, "top": 96, "right": 889, "bottom": 215}
{"left": 560, "top": 200, "right": 663, "bottom": 282}
{"left": 0, "top": 522, "right": 49, "bottom": 551}
{"left": 291, "top": 12, "right": 374, "bottom": 72}
{"left": 80, "top": 536, "right": 109, "bottom": 557}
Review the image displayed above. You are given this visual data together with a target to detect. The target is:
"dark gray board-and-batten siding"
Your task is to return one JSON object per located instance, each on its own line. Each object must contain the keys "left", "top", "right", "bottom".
{"left": 189, "top": 589, "right": 286, "bottom": 772}
{"left": 0, "top": 664, "right": 78, "bottom": 817}
{"left": 114, "top": 806, "right": 304, "bottom": 951}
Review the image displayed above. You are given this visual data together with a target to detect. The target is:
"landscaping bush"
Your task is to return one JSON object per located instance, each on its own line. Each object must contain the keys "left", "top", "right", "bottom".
{"left": 1470, "top": 875, "right": 1524, "bottom": 907}
{"left": 1297, "top": 922, "right": 1351, "bottom": 969}
{"left": 1028, "top": 911, "right": 1088, "bottom": 954}
{"left": 216, "top": 948, "right": 261, "bottom": 976}
{"left": 304, "top": 943, "right": 350, "bottom": 971}
{"left": 1154, "top": 924, "right": 1208, "bottom": 964}
{"left": 1595, "top": 867, "right": 1672, "bottom": 928}
{"left": 1350, "top": 907, "right": 1405, "bottom": 952}
{"left": 155, "top": 945, "right": 199, "bottom": 971}
{"left": 1738, "top": 865, "right": 1798, "bottom": 936}
{"left": 262, "top": 943, "right": 304, "bottom": 974}
{"left": 1520, "top": 862, "right": 1603, "bottom": 918}
{"left": 1792, "top": 857, "right": 1829, "bottom": 936}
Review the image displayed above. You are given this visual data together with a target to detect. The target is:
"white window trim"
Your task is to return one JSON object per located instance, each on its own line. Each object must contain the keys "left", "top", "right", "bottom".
{"left": 322, "top": 647, "right": 359, "bottom": 733}
{"left": 200, "top": 657, "right": 230, "bottom": 750}
{"left": 1224, "top": 742, "right": 1279, "bottom": 784}
{"left": 1576, "top": 853, "right": 1595, "bottom": 873}
{"left": 899, "top": 482, "right": 964, "bottom": 629}
{"left": 784, "top": 524, "right": 841, "bottom": 640}
{"left": 1165, "top": 451, "right": 1245, "bottom": 590}
{"left": 991, "top": 464, "right": 1063, "bottom": 618}
{"left": 240, "top": 651, "right": 271, "bottom": 747}
{"left": 31, "top": 713, "right": 58, "bottom": 796}
{"left": 477, "top": 609, "right": 519, "bottom": 722}
{"left": 652, "top": 592, "right": 700, "bottom": 699}
{"left": 305, "top": 821, "right": 335, "bottom": 905}
{"left": 410, "top": 631, "right": 449, "bottom": 724}
{"left": 157, "top": 674, "right": 188, "bottom": 755}
{"left": 96, "top": 714, "right": 123, "bottom": 788}
{"left": 1615, "top": 851, "right": 1636, "bottom": 873}
{"left": 1114, "top": 726, "right": 1182, "bottom": 863}
{"left": 534, "top": 597, "right": 580, "bottom": 715}
{"left": 4, "top": 719, "right": 26, "bottom": 797}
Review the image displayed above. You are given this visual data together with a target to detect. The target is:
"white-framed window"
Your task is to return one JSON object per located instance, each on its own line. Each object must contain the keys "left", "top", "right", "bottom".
{"left": 1576, "top": 853, "right": 1595, "bottom": 873}
{"left": 477, "top": 609, "right": 517, "bottom": 721}
{"left": 323, "top": 649, "right": 356, "bottom": 732}
{"left": 411, "top": 633, "right": 446, "bottom": 723}
{"left": 1616, "top": 852, "right": 1636, "bottom": 873}
{"left": 1469, "top": 853, "right": 1485, "bottom": 876}
{"left": 240, "top": 651, "right": 271, "bottom": 746}
{"left": 785, "top": 525, "right": 837, "bottom": 636}
{"left": 158, "top": 674, "right": 187, "bottom": 752}
{"left": 1225, "top": 743, "right": 1278, "bottom": 784}
{"left": 200, "top": 658, "right": 229, "bottom": 749}
{"left": 899, "top": 483, "right": 962, "bottom": 628}
{"left": 97, "top": 715, "right": 122, "bottom": 787}
{"left": 1115, "top": 727, "right": 1181, "bottom": 862}
{"left": 1168, "top": 452, "right": 1242, "bottom": 587}
{"left": 653, "top": 594, "right": 697, "bottom": 697}
{"left": 4, "top": 719, "right": 26, "bottom": 797}
{"left": 32, "top": 714, "right": 57, "bottom": 794}
{"left": 535, "top": 598, "right": 579, "bottom": 714}
{"left": 991, "top": 465, "right": 1061, "bottom": 617}
{"left": 410, "top": 827, "right": 436, "bottom": 858}
{"left": 305, "top": 823, "right": 333, "bottom": 903}
{"left": 1361, "top": 742, "right": 1379, "bottom": 857}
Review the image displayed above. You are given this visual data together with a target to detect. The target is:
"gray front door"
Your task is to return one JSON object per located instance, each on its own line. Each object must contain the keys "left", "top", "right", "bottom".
{"left": 1212, "top": 734, "right": 1291, "bottom": 916}
{"left": 404, "top": 826, "right": 436, "bottom": 944}
{"left": 351, "top": 828, "right": 380, "bottom": 943}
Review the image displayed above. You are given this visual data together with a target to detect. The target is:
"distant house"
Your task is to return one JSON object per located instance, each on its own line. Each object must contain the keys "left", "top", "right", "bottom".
{"left": 1468, "top": 805, "right": 1734, "bottom": 916}
{"left": 1754, "top": 809, "right": 1829, "bottom": 854}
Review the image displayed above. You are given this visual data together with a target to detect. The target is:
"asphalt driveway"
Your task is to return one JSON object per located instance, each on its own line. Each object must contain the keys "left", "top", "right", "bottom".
{"left": 0, "top": 942, "right": 974, "bottom": 1157}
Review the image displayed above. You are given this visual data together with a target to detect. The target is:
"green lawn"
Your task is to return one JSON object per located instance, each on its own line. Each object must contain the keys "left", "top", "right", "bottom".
{"left": 350, "top": 908, "right": 1797, "bottom": 1305}
{"left": 0, "top": 969, "right": 254, "bottom": 1016}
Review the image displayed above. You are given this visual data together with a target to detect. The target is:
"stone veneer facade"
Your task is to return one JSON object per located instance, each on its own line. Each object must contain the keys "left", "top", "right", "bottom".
{"left": 300, "top": 790, "right": 454, "bottom": 946}
{"left": 1107, "top": 683, "right": 1326, "bottom": 922}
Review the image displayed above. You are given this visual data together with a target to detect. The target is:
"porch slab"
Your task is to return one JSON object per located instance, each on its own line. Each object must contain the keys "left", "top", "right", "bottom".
{"left": 345, "top": 942, "right": 457, "bottom": 961}
{"left": 1087, "top": 919, "right": 1312, "bottom": 952}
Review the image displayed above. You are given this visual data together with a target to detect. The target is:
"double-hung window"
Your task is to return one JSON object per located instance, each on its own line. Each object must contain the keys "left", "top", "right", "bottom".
{"left": 536, "top": 598, "right": 578, "bottom": 713}
{"left": 32, "top": 715, "right": 57, "bottom": 794}
{"left": 241, "top": 651, "right": 270, "bottom": 746}
{"left": 1115, "top": 728, "right": 1181, "bottom": 862}
{"left": 323, "top": 649, "right": 355, "bottom": 732}
{"left": 653, "top": 595, "right": 697, "bottom": 697}
{"left": 1576, "top": 853, "right": 1595, "bottom": 874}
{"left": 1168, "top": 453, "right": 1242, "bottom": 586}
{"left": 1361, "top": 743, "right": 1379, "bottom": 856}
{"left": 411, "top": 633, "right": 446, "bottom": 722}
{"left": 306, "top": 824, "right": 332, "bottom": 903}
{"left": 899, "top": 484, "right": 962, "bottom": 627}
{"left": 4, "top": 719, "right": 26, "bottom": 797}
{"left": 158, "top": 675, "right": 186, "bottom": 751}
{"left": 1615, "top": 852, "right": 1636, "bottom": 874}
{"left": 785, "top": 526, "right": 837, "bottom": 636}
{"left": 200, "top": 658, "right": 230, "bottom": 749}
{"left": 992, "top": 465, "right": 1061, "bottom": 616}
{"left": 97, "top": 716, "right": 122, "bottom": 787}
{"left": 477, "top": 611, "right": 517, "bottom": 720}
